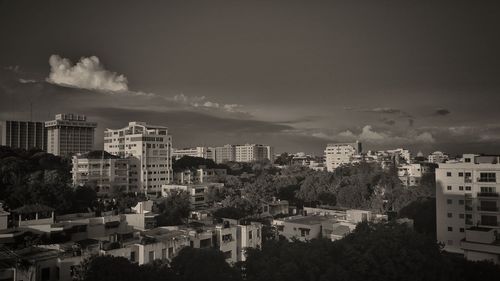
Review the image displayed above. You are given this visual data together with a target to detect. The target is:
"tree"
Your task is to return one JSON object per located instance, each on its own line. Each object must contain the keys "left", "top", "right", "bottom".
{"left": 157, "top": 190, "right": 191, "bottom": 226}
{"left": 77, "top": 255, "right": 143, "bottom": 281}
{"left": 170, "top": 247, "right": 241, "bottom": 281}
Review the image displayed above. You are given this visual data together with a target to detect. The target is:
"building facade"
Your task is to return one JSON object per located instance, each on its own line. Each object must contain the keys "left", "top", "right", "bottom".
{"left": 0, "top": 120, "right": 47, "bottom": 150}
{"left": 172, "top": 146, "right": 208, "bottom": 160}
{"left": 215, "top": 144, "right": 236, "bottom": 163}
{"left": 45, "top": 114, "right": 97, "bottom": 157}
{"left": 72, "top": 151, "right": 130, "bottom": 195}
{"left": 324, "top": 141, "right": 362, "bottom": 172}
{"left": 104, "top": 121, "right": 172, "bottom": 195}
{"left": 235, "top": 144, "right": 274, "bottom": 163}
{"left": 436, "top": 154, "right": 500, "bottom": 264}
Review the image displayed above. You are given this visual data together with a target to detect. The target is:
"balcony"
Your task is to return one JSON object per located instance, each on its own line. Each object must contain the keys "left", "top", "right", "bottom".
{"left": 461, "top": 227, "right": 500, "bottom": 255}
{"left": 465, "top": 219, "right": 473, "bottom": 225}
{"left": 465, "top": 205, "right": 473, "bottom": 212}
{"left": 477, "top": 206, "right": 499, "bottom": 212}
{"left": 479, "top": 220, "right": 499, "bottom": 227}
{"left": 477, "top": 192, "right": 499, "bottom": 198}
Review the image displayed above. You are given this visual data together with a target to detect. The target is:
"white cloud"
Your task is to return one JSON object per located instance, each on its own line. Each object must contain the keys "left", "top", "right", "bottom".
{"left": 18, "top": 78, "right": 36, "bottom": 84}
{"left": 359, "top": 125, "right": 387, "bottom": 141}
{"left": 173, "top": 93, "right": 245, "bottom": 114}
{"left": 47, "top": 55, "right": 128, "bottom": 92}
{"left": 414, "top": 132, "right": 435, "bottom": 143}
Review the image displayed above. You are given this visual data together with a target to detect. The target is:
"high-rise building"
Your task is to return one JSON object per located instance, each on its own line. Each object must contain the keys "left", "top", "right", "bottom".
{"left": 72, "top": 151, "right": 130, "bottom": 195}
{"left": 235, "top": 144, "right": 274, "bottom": 163}
{"left": 0, "top": 120, "right": 47, "bottom": 150}
{"left": 45, "top": 114, "right": 97, "bottom": 157}
{"left": 436, "top": 154, "right": 500, "bottom": 264}
{"left": 104, "top": 121, "right": 172, "bottom": 195}
{"left": 215, "top": 144, "right": 236, "bottom": 164}
{"left": 324, "top": 141, "right": 362, "bottom": 172}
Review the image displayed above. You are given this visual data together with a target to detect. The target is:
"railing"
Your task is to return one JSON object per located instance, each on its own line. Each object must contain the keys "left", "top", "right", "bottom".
{"left": 477, "top": 206, "right": 499, "bottom": 212}
{"left": 477, "top": 192, "right": 499, "bottom": 197}
{"left": 477, "top": 178, "right": 496, "bottom": 183}
{"left": 464, "top": 177, "right": 472, "bottom": 183}
{"left": 479, "top": 221, "right": 499, "bottom": 227}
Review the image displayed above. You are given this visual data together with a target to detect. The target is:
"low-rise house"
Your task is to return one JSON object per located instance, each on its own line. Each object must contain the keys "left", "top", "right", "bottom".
{"left": 273, "top": 215, "right": 336, "bottom": 241}
{"left": 161, "top": 184, "right": 209, "bottom": 209}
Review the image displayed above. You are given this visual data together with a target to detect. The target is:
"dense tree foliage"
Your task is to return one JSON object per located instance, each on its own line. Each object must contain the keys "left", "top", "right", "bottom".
{"left": 78, "top": 248, "right": 240, "bottom": 281}
{"left": 244, "top": 222, "right": 500, "bottom": 281}
{"left": 172, "top": 156, "right": 227, "bottom": 172}
{"left": 218, "top": 161, "right": 436, "bottom": 216}
{"left": 0, "top": 146, "right": 97, "bottom": 213}
{"left": 156, "top": 190, "right": 192, "bottom": 226}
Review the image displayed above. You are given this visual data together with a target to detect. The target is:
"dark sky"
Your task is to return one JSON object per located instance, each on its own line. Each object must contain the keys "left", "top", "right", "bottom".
{"left": 1, "top": 0, "right": 500, "bottom": 155}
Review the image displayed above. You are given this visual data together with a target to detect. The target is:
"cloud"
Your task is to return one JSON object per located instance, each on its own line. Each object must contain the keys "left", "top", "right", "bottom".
{"left": 434, "top": 108, "right": 450, "bottom": 116}
{"left": 173, "top": 93, "right": 245, "bottom": 114}
{"left": 18, "top": 78, "right": 36, "bottom": 84}
{"left": 359, "top": 125, "right": 387, "bottom": 141}
{"left": 414, "top": 132, "right": 435, "bottom": 143}
{"left": 47, "top": 55, "right": 128, "bottom": 92}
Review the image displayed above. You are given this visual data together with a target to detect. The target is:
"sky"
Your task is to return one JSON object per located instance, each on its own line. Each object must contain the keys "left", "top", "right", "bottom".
{"left": 1, "top": 0, "right": 500, "bottom": 156}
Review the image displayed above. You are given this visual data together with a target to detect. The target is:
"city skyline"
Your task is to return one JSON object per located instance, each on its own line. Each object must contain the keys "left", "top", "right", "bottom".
{"left": 1, "top": 1, "right": 500, "bottom": 155}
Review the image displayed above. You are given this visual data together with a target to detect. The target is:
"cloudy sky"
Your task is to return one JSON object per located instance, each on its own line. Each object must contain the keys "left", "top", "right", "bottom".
{"left": 1, "top": 0, "right": 500, "bottom": 155}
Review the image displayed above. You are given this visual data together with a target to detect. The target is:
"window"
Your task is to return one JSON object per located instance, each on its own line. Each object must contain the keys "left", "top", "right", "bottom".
{"left": 459, "top": 200, "right": 464, "bottom": 205}
{"left": 223, "top": 250, "right": 232, "bottom": 259}
{"left": 446, "top": 172, "right": 452, "bottom": 177}
{"left": 447, "top": 213, "right": 452, "bottom": 218}
{"left": 464, "top": 158, "right": 471, "bottom": 163}
{"left": 459, "top": 186, "right": 464, "bottom": 191}
{"left": 447, "top": 227, "right": 453, "bottom": 232}
{"left": 459, "top": 213, "right": 465, "bottom": 219}
{"left": 479, "top": 172, "right": 496, "bottom": 183}
{"left": 480, "top": 186, "right": 495, "bottom": 193}
{"left": 447, "top": 199, "right": 452, "bottom": 204}
{"left": 465, "top": 186, "right": 471, "bottom": 191}
{"left": 465, "top": 172, "right": 471, "bottom": 177}
{"left": 130, "top": 252, "right": 136, "bottom": 262}
{"left": 149, "top": 251, "right": 154, "bottom": 262}
{"left": 460, "top": 228, "right": 465, "bottom": 233}
{"left": 447, "top": 186, "right": 452, "bottom": 191}
{"left": 41, "top": 267, "right": 50, "bottom": 281}
{"left": 249, "top": 230, "right": 253, "bottom": 239}
{"left": 458, "top": 172, "right": 464, "bottom": 177}
{"left": 162, "top": 249, "right": 167, "bottom": 260}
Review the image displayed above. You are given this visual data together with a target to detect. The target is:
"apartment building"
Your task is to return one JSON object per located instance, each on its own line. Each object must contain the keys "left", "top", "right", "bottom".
{"left": 104, "top": 121, "right": 172, "bottom": 195}
{"left": 235, "top": 144, "right": 274, "bottom": 163}
{"left": 161, "top": 184, "right": 209, "bottom": 209}
{"left": 398, "top": 163, "right": 423, "bottom": 187}
{"left": 45, "top": 114, "right": 97, "bottom": 157}
{"left": 172, "top": 146, "right": 208, "bottom": 160}
{"left": 0, "top": 120, "right": 47, "bottom": 150}
{"left": 436, "top": 154, "right": 500, "bottom": 264}
{"left": 324, "top": 141, "right": 362, "bottom": 172}
{"left": 215, "top": 144, "right": 236, "bottom": 163}
{"left": 428, "top": 151, "right": 449, "bottom": 164}
{"left": 72, "top": 151, "right": 130, "bottom": 195}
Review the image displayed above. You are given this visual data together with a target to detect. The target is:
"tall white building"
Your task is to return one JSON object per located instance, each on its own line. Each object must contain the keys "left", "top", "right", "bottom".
{"left": 104, "top": 121, "right": 172, "bottom": 195}
{"left": 215, "top": 144, "right": 236, "bottom": 163}
{"left": 324, "top": 141, "right": 362, "bottom": 172}
{"left": 235, "top": 144, "right": 274, "bottom": 163}
{"left": 436, "top": 154, "right": 500, "bottom": 264}
{"left": 45, "top": 114, "right": 97, "bottom": 157}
